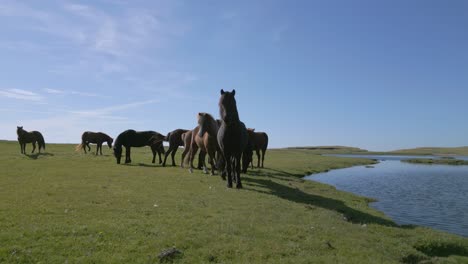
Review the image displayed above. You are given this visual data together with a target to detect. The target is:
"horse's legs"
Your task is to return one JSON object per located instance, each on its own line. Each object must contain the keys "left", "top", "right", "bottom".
{"left": 19, "top": 142, "right": 23, "bottom": 154}
{"left": 100, "top": 143, "right": 103, "bottom": 155}
{"left": 125, "top": 147, "right": 131, "bottom": 163}
{"left": 162, "top": 146, "right": 173, "bottom": 167}
{"left": 86, "top": 142, "right": 91, "bottom": 152}
{"left": 180, "top": 147, "right": 189, "bottom": 168}
{"left": 151, "top": 146, "right": 156, "bottom": 164}
{"left": 197, "top": 151, "right": 206, "bottom": 170}
{"left": 158, "top": 144, "right": 164, "bottom": 164}
{"left": 255, "top": 149, "right": 261, "bottom": 168}
{"left": 171, "top": 147, "right": 178, "bottom": 166}
{"left": 225, "top": 154, "right": 233, "bottom": 188}
{"left": 31, "top": 142, "right": 36, "bottom": 153}
{"left": 261, "top": 148, "right": 266, "bottom": 168}
{"left": 188, "top": 144, "right": 199, "bottom": 173}
{"left": 96, "top": 144, "right": 99, "bottom": 155}
{"left": 235, "top": 155, "right": 243, "bottom": 188}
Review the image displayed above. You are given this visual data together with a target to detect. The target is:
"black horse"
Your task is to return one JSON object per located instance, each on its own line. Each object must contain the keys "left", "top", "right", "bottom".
{"left": 162, "top": 129, "right": 188, "bottom": 167}
{"left": 76, "top": 131, "right": 113, "bottom": 155}
{"left": 17, "top": 126, "right": 46, "bottom": 154}
{"left": 217, "top": 90, "right": 248, "bottom": 188}
{"left": 113, "top": 129, "right": 165, "bottom": 164}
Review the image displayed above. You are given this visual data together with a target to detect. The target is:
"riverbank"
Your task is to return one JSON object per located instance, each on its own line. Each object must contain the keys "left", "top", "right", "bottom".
{"left": 0, "top": 140, "right": 467, "bottom": 263}
{"left": 402, "top": 158, "right": 468, "bottom": 165}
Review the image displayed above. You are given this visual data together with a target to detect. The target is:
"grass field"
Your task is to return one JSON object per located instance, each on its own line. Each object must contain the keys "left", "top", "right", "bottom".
{"left": 1, "top": 140, "right": 467, "bottom": 263}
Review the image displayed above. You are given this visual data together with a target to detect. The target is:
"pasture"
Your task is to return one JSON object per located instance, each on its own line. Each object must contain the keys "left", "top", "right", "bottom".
{"left": 1, "top": 140, "right": 467, "bottom": 263}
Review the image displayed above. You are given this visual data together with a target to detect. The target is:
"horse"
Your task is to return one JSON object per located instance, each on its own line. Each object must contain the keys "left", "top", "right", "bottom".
{"left": 241, "top": 128, "right": 256, "bottom": 173}
{"left": 217, "top": 89, "right": 248, "bottom": 188}
{"left": 162, "top": 129, "right": 188, "bottom": 167}
{"left": 76, "top": 131, "right": 113, "bottom": 155}
{"left": 188, "top": 113, "right": 219, "bottom": 175}
{"left": 252, "top": 130, "right": 269, "bottom": 168}
{"left": 113, "top": 129, "right": 165, "bottom": 164}
{"left": 180, "top": 129, "right": 206, "bottom": 169}
{"left": 16, "top": 126, "right": 46, "bottom": 154}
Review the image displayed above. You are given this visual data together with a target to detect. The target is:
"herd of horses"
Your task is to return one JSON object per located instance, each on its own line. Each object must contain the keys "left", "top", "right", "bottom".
{"left": 16, "top": 90, "right": 268, "bottom": 188}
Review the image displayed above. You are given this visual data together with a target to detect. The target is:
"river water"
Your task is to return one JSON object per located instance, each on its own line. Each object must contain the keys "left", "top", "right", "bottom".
{"left": 304, "top": 155, "right": 468, "bottom": 237}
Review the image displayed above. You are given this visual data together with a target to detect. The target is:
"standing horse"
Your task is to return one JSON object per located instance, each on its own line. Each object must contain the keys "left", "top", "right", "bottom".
{"left": 252, "top": 131, "right": 269, "bottom": 168}
{"left": 241, "top": 128, "right": 256, "bottom": 173}
{"left": 180, "top": 129, "right": 206, "bottom": 169}
{"left": 113, "top": 129, "right": 165, "bottom": 164}
{"left": 162, "top": 129, "right": 188, "bottom": 167}
{"left": 76, "top": 131, "right": 113, "bottom": 155}
{"left": 217, "top": 90, "right": 248, "bottom": 188}
{"left": 188, "top": 113, "right": 219, "bottom": 175}
{"left": 17, "top": 126, "right": 46, "bottom": 154}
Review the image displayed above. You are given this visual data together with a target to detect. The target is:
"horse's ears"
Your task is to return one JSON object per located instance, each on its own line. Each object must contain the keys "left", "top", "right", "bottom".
{"left": 220, "top": 89, "right": 225, "bottom": 95}
{"left": 232, "top": 89, "right": 235, "bottom": 96}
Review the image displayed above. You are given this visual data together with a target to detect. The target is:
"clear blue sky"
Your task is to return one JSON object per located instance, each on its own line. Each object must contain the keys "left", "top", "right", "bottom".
{"left": 0, "top": 0, "right": 467, "bottom": 151}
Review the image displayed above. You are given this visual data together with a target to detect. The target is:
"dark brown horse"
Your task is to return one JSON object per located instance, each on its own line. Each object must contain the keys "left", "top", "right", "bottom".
{"left": 162, "top": 129, "right": 188, "bottom": 167}
{"left": 241, "top": 128, "right": 256, "bottom": 173}
{"left": 252, "top": 130, "right": 269, "bottom": 168}
{"left": 180, "top": 129, "right": 206, "bottom": 169}
{"left": 76, "top": 131, "right": 113, "bottom": 155}
{"left": 217, "top": 90, "right": 248, "bottom": 188}
{"left": 188, "top": 113, "right": 219, "bottom": 175}
{"left": 17, "top": 126, "right": 46, "bottom": 154}
{"left": 113, "top": 129, "right": 165, "bottom": 164}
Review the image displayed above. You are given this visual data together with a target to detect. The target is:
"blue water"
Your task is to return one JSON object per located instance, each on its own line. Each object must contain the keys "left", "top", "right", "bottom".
{"left": 305, "top": 155, "right": 468, "bottom": 237}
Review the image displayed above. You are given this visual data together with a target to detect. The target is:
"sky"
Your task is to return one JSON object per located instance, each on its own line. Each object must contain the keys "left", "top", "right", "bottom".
{"left": 0, "top": 0, "right": 467, "bottom": 151}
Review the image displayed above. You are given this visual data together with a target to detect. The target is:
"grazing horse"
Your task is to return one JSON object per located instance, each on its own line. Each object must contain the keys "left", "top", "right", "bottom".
{"left": 162, "top": 129, "right": 188, "bottom": 167}
{"left": 188, "top": 113, "right": 219, "bottom": 175}
{"left": 217, "top": 89, "right": 248, "bottom": 188}
{"left": 252, "top": 130, "right": 269, "bottom": 168}
{"left": 76, "top": 131, "right": 113, "bottom": 155}
{"left": 113, "top": 129, "right": 165, "bottom": 164}
{"left": 16, "top": 126, "right": 46, "bottom": 154}
{"left": 180, "top": 129, "right": 206, "bottom": 169}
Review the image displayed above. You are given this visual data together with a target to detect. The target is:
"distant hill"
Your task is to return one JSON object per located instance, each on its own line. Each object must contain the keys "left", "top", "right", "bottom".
{"left": 287, "top": 146, "right": 368, "bottom": 154}
{"left": 390, "top": 147, "right": 468, "bottom": 156}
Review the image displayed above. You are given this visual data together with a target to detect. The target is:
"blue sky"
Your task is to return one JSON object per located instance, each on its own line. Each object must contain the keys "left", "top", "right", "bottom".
{"left": 0, "top": 0, "right": 467, "bottom": 150}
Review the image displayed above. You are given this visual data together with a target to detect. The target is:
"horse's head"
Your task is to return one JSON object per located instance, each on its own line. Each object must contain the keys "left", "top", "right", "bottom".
{"left": 197, "top": 112, "right": 217, "bottom": 137}
{"left": 219, "top": 89, "right": 239, "bottom": 122}
{"left": 17, "top": 126, "right": 23, "bottom": 134}
{"left": 113, "top": 145, "right": 122, "bottom": 164}
{"left": 107, "top": 137, "right": 114, "bottom": 148}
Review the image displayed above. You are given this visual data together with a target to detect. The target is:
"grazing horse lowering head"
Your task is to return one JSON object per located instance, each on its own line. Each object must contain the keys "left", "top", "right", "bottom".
{"left": 107, "top": 137, "right": 114, "bottom": 148}
{"left": 219, "top": 89, "right": 239, "bottom": 123}
{"left": 113, "top": 145, "right": 122, "bottom": 164}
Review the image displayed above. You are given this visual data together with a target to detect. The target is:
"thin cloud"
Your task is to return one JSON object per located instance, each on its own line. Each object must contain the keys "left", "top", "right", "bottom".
{"left": 71, "top": 99, "right": 159, "bottom": 117}
{"left": 44, "top": 88, "right": 65, "bottom": 94}
{"left": 0, "top": 88, "right": 43, "bottom": 101}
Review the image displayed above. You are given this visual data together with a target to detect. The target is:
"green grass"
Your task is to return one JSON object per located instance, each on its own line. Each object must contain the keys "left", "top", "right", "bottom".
{"left": 402, "top": 158, "right": 468, "bottom": 166}
{"left": 1, "top": 140, "right": 467, "bottom": 263}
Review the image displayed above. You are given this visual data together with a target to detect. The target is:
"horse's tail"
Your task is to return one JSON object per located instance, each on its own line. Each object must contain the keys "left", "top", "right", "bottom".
{"left": 36, "top": 132, "right": 46, "bottom": 150}
{"left": 75, "top": 143, "right": 84, "bottom": 152}
{"left": 165, "top": 132, "right": 171, "bottom": 142}
{"left": 262, "top": 133, "right": 269, "bottom": 150}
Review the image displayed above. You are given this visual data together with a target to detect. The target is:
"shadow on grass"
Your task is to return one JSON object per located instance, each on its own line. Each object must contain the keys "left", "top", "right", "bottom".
{"left": 25, "top": 152, "right": 54, "bottom": 160}
{"left": 244, "top": 176, "right": 398, "bottom": 227}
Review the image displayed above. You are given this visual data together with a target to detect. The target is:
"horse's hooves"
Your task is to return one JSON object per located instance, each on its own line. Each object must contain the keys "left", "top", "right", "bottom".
{"left": 227, "top": 184, "right": 233, "bottom": 188}
{"left": 236, "top": 184, "right": 243, "bottom": 189}
{"left": 189, "top": 168, "right": 193, "bottom": 173}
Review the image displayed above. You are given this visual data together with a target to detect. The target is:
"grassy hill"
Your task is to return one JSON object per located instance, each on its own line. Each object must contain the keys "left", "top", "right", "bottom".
{"left": 390, "top": 147, "right": 468, "bottom": 156}
{"left": 0, "top": 140, "right": 467, "bottom": 263}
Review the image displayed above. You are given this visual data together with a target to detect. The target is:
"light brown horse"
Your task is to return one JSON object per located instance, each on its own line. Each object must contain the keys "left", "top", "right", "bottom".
{"left": 188, "top": 113, "right": 219, "bottom": 175}
{"left": 76, "top": 131, "right": 113, "bottom": 155}
{"left": 180, "top": 129, "right": 206, "bottom": 169}
{"left": 252, "top": 130, "right": 269, "bottom": 168}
